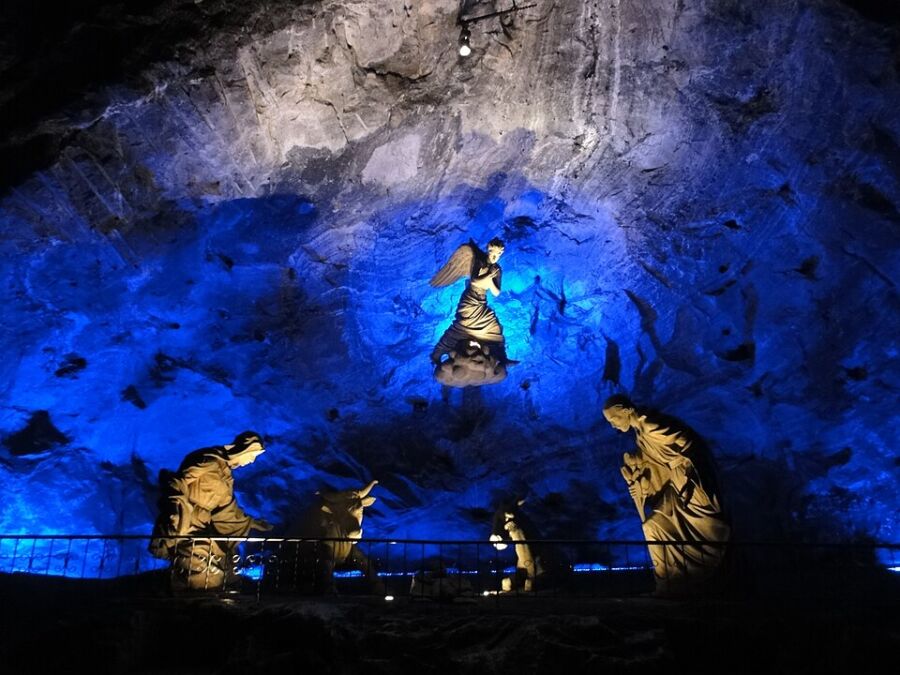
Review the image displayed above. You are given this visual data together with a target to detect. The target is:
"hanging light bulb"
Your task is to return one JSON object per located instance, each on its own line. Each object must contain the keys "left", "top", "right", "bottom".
{"left": 455, "top": 2, "right": 536, "bottom": 59}
{"left": 458, "top": 24, "right": 472, "bottom": 57}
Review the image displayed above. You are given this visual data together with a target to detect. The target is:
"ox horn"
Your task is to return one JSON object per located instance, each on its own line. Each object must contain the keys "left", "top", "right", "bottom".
{"left": 357, "top": 479, "right": 378, "bottom": 498}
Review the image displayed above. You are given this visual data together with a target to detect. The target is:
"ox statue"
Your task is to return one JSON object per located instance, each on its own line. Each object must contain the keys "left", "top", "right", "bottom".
{"left": 272, "top": 479, "right": 382, "bottom": 594}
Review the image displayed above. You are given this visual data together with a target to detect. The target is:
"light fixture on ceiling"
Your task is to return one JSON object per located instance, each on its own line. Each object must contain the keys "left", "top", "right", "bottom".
{"left": 455, "top": 1, "right": 537, "bottom": 58}
{"left": 458, "top": 24, "right": 472, "bottom": 57}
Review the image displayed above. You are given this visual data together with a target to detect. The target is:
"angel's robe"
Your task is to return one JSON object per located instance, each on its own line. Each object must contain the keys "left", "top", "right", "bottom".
{"left": 432, "top": 260, "right": 505, "bottom": 362}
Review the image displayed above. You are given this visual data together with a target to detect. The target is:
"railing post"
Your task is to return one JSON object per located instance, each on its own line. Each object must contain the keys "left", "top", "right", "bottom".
{"left": 255, "top": 537, "right": 264, "bottom": 602}
{"left": 114, "top": 537, "right": 124, "bottom": 580}
{"left": 133, "top": 539, "right": 142, "bottom": 577}
{"left": 11, "top": 537, "right": 20, "bottom": 574}
{"left": 80, "top": 539, "right": 90, "bottom": 579}
{"left": 62, "top": 538, "right": 72, "bottom": 578}
{"left": 330, "top": 539, "right": 336, "bottom": 594}
{"left": 402, "top": 541, "right": 408, "bottom": 598}
{"left": 493, "top": 539, "right": 499, "bottom": 606}
{"left": 292, "top": 539, "right": 300, "bottom": 592}
{"left": 475, "top": 540, "right": 481, "bottom": 597}
{"left": 384, "top": 540, "right": 391, "bottom": 598}
{"left": 273, "top": 540, "right": 283, "bottom": 594}
{"left": 455, "top": 542, "right": 460, "bottom": 598}
{"left": 27, "top": 537, "right": 37, "bottom": 574}
{"left": 44, "top": 538, "right": 54, "bottom": 576}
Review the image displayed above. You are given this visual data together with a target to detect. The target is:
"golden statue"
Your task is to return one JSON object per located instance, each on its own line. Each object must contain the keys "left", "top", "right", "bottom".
{"left": 148, "top": 431, "right": 273, "bottom": 591}
{"left": 603, "top": 396, "right": 730, "bottom": 594}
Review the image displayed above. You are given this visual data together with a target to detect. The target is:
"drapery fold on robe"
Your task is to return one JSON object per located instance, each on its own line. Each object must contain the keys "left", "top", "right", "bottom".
{"left": 149, "top": 447, "right": 254, "bottom": 589}
{"left": 627, "top": 415, "right": 730, "bottom": 591}
{"left": 432, "top": 279, "right": 505, "bottom": 357}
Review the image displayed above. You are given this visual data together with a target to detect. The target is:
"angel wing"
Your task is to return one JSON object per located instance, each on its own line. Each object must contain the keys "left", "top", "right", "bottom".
{"left": 429, "top": 240, "right": 482, "bottom": 288}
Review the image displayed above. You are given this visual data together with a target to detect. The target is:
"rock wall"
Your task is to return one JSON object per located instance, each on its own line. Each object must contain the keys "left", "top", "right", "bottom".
{"left": 0, "top": 0, "right": 897, "bottom": 553}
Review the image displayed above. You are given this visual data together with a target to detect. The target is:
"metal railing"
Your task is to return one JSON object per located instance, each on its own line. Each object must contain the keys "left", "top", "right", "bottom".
{"left": 1, "top": 535, "right": 898, "bottom": 603}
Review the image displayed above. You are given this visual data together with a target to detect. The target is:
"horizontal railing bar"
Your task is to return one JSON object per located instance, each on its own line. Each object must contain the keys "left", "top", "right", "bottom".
{"left": 0, "top": 535, "right": 897, "bottom": 549}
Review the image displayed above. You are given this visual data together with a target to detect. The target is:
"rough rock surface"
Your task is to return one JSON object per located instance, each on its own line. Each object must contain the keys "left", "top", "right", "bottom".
{"left": 0, "top": 1, "right": 898, "bottom": 553}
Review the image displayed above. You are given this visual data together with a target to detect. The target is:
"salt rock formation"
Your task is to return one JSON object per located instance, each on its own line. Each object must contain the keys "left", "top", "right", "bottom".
{"left": 0, "top": 1, "right": 897, "bottom": 555}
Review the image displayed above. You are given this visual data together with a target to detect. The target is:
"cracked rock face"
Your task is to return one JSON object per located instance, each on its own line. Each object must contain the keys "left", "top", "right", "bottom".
{"left": 0, "top": 0, "right": 898, "bottom": 553}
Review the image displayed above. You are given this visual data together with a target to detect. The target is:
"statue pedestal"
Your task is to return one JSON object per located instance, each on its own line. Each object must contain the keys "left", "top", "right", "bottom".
{"left": 434, "top": 340, "right": 507, "bottom": 387}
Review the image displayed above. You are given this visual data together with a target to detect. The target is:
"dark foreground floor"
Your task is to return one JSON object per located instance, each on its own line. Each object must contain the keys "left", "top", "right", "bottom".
{"left": 2, "top": 572, "right": 899, "bottom": 675}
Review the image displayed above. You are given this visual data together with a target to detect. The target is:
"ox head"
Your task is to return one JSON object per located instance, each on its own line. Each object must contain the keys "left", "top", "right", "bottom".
{"left": 489, "top": 498, "right": 527, "bottom": 550}
{"left": 319, "top": 479, "right": 378, "bottom": 541}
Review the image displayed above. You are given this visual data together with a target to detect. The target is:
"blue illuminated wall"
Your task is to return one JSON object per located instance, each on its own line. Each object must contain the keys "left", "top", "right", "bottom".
{"left": 0, "top": 0, "right": 898, "bottom": 554}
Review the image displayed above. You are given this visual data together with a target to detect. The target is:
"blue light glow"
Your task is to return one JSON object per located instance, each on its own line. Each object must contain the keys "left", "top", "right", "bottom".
{"left": 238, "top": 564, "right": 265, "bottom": 581}
{"left": 1, "top": 79, "right": 899, "bottom": 558}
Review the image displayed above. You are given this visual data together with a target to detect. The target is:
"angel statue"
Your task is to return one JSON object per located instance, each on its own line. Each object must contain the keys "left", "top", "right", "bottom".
{"left": 429, "top": 238, "right": 511, "bottom": 387}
